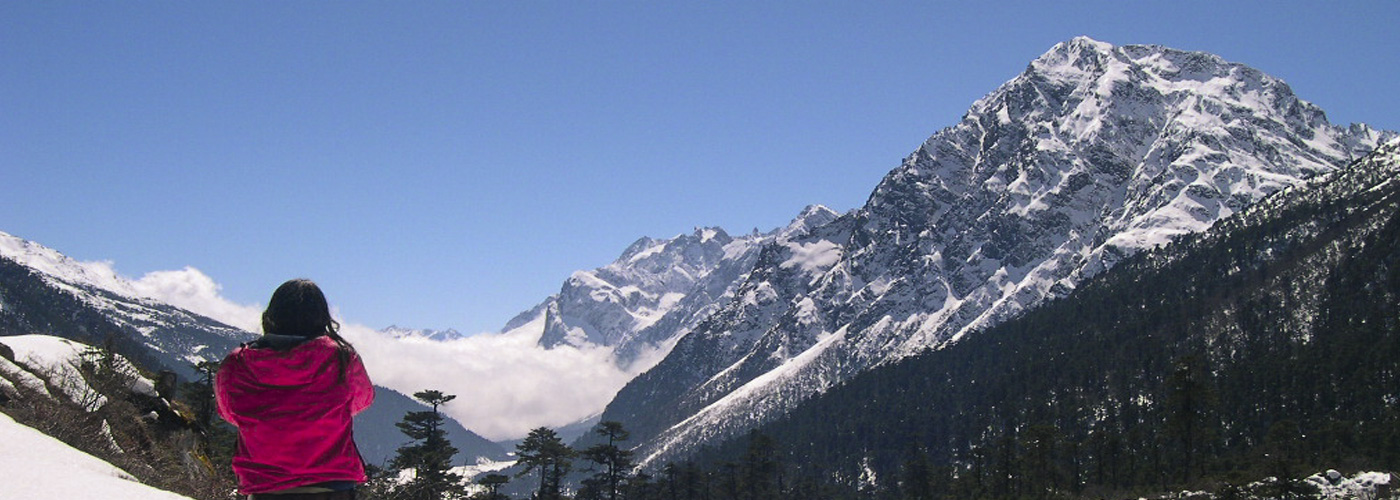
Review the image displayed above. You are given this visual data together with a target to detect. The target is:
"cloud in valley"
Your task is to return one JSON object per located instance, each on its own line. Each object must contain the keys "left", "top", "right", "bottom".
{"left": 127, "top": 265, "right": 630, "bottom": 441}
{"left": 340, "top": 321, "right": 634, "bottom": 441}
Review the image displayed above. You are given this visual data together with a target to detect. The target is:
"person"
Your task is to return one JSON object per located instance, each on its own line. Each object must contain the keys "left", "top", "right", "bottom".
{"left": 216, "top": 279, "right": 375, "bottom": 499}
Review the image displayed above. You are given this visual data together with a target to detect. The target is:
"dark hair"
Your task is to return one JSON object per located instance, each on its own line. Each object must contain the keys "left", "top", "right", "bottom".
{"left": 261, "top": 279, "right": 356, "bottom": 378}
{"left": 262, "top": 278, "right": 339, "bottom": 337}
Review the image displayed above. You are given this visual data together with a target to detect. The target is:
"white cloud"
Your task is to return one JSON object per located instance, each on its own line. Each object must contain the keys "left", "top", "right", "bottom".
{"left": 130, "top": 267, "right": 263, "bottom": 333}
{"left": 4, "top": 234, "right": 632, "bottom": 442}
{"left": 109, "top": 264, "right": 629, "bottom": 442}
{"left": 339, "top": 319, "right": 634, "bottom": 442}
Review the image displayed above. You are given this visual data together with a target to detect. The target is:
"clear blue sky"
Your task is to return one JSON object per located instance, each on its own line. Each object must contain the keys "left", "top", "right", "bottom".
{"left": 3, "top": 1, "right": 1397, "bottom": 334}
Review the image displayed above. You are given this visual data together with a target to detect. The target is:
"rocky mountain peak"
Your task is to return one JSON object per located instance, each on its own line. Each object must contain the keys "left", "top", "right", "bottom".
{"left": 603, "top": 38, "right": 1395, "bottom": 467}
{"left": 777, "top": 205, "right": 841, "bottom": 241}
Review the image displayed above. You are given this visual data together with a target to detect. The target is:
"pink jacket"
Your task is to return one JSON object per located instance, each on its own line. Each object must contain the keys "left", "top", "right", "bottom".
{"left": 215, "top": 335, "right": 375, "bottom": 494}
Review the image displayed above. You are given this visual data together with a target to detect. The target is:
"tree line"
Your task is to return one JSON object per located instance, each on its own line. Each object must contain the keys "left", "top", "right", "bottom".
{"left": 360, "top": 391, "right": 843, "bottom": 500}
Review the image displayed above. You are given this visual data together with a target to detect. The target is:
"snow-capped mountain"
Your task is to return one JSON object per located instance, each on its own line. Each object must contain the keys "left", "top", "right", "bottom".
{"left": 602, "top": 37, "right": 1395, "bottom": 466}
{"left": 382, "top": 325, "right": 469, "bottom": 342}
{"left": 741, "top": 139, "right": 1400, "bottom": 496}
{"left": 499, "top": 205, "right": 840, "bottom": 370}
{"left": 0, "top": 231, "right": 254, "bottom": 380}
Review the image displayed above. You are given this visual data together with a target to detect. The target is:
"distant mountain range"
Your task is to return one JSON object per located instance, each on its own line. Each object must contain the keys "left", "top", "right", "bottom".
{"left": 498, "top": 204, "right": 841, "bottom": 372}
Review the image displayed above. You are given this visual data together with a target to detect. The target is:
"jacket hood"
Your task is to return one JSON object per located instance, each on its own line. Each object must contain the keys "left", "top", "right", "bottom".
{"left": 229, "top": 335, "right": 341, "bottom": 387}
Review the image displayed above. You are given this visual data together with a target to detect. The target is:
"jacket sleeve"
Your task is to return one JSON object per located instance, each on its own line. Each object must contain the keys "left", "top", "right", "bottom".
{"left": 214, "top": 352, "right": 241, "bottom": 428}
{"left": 346, "top": 351, "right": 374, "bottom": 416}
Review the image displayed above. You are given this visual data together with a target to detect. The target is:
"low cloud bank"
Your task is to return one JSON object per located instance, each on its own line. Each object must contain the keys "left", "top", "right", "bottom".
{"left": 341, "top": 322, "right": 633, "bottom": 441}
{"left": 127, "top": 266, "right": 629, "bottom": 441}
{"left": 8, "top": 239, "right": 636, "bottom": 442}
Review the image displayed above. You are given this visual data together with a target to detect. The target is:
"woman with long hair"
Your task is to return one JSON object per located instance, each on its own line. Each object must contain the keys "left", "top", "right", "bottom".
{"left": 216, "top": 279, "right": 375, "bottom": 499}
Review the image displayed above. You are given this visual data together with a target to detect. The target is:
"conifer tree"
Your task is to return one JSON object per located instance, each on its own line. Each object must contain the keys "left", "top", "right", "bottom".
{"left": 581, "top": 421, "right": 633, "bottom": 500}
{"left": 1164, "top": 355, "right": 1218, "bottom": 484}
{"left": 740, "top": 429, "right": 781, "bottom": 500}
{"left": 472, "top": 473, "right": 510, "bottom": 500}
{"left": 391, "top": 390, "right": 464, "bottom": 499}
{"left": 183, "top": 360, "right": 221, "bottom": 429}
{"left": 898, "top": 446, "right": 936, "bottom": 500}
{"left": 76, "top": 337, "right": 131, "bottom": 411}
{"left": 515, "top": 426, "right": 575, "bottom": 500}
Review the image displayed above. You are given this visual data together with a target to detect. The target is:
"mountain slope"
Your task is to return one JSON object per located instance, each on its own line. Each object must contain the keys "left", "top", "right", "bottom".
{"left": 498, "top": 205, "right": 840, "bottom": 371}
{"left": 0, "top": 333, "right": 222, "bottom": 498}
{"left": 603, "top": 37, "right": 1395, "bottom": 466}
{"left": 738, "top": 138, "right": 1400, "bottom": 496}
{"left": 0, "top": 411, "right": 194, "bottom": 499}
{"left": 0, "top": 232, "right": 251, "bottom": 381}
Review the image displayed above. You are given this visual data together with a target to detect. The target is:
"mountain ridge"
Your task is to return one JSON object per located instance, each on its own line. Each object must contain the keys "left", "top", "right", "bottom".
{"left": 724, "top": 138, "right": 1400, "bottom": 497}
{"left": 495, "top": 204, "right": 842, "bottom": 372}
{"left": 602, "top": 37, "right": 1395, "bottom": 466}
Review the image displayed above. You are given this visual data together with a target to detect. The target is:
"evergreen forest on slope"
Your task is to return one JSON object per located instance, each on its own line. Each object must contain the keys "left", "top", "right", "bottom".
{"left": 686, "top": 143, "right": 1400, "bottom": 499}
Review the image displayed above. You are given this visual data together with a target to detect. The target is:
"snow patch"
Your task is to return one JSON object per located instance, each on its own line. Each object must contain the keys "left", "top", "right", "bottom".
{"left": 743, "top": 282, "right": 779, "bottom": 307}
{"left": 1305, "top": 470, "right": 1391, "bottom": 499}
{"left": 6, "top": 335, "right": 106, "bottom": 408}
{"left": 631, "top": 292, "right": 685, "bottom": 330}
{"left": 3, "top": 335, "right": 159, "bottom": 410}
{"left": 0, "top": 231, "right": 141, "bottom": 300}
{"left": 781, "top": 240, "right": 843, "bottom": 274}
{"left": 0, "top": 411, "right": 192, "bottom": 499}
{"left": 793, "top": 297, "right": 820, "bottom": 326}
{"left": 0, "top": 352, "right": 50, "bottom": 397}
{"left": 626, "top": 242, "right": 667, "bottom": 263}
{"left": 455, "top": 457, "right": 518, "bottom": 496}
{"left": 640, "top": 326, "right": 849, "bottom": 466}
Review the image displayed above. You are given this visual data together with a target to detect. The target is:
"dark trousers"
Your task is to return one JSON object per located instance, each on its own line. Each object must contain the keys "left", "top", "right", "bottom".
{"left": 248, "top": 490, "right": 355, "bottom": 500}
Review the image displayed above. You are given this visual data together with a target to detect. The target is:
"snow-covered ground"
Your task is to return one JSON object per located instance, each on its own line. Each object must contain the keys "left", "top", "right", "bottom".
{"left": 0, "top": 334, "right": 190, "bottom": 498}
{"left": 1306, "top": 470, "right": 1392, "bottom": 499}
{"left": 0, "top": 411, "right": 191, "bottom": 499}
{"left": 1, "top": 334, "right": 158, "bottom": 409}
{"left": 384, "top": 457, "right": 517, "bottom": 496}
{"left": 454, "top": 457, "right": 518, "bottom": 496}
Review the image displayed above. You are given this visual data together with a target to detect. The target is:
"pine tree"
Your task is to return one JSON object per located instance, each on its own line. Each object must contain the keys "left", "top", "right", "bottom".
{"left": 898, "top": 446, "right": 936, "bottom": 500}
{"left": 515, "top": 426, "right": 575, "bottom": 500}
{"left": 1021, "top": 424, "right": 1064, "bottom": 498}
{"left": 740, "top": 429, "right": 781, "bottom": 500}
{"left": 76, "top": 337, "right": 132, "bottom": 411}
{"left": 391, "top": 390, "right": 464, "bottom": 499}
{"left": 183, "top": 360, "right": 221, "bottom": 429}
{"left": 1164, "top": 355, "right": 1217, "bottom": 484}
{"left": 472, "top": 473, "right": 510, "bottom": 500}
{"left": 581, "top": 421, "right": 633, "bottom": 500}
{"left": 673, "top": 461, "right": 708, "bottom": 500}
